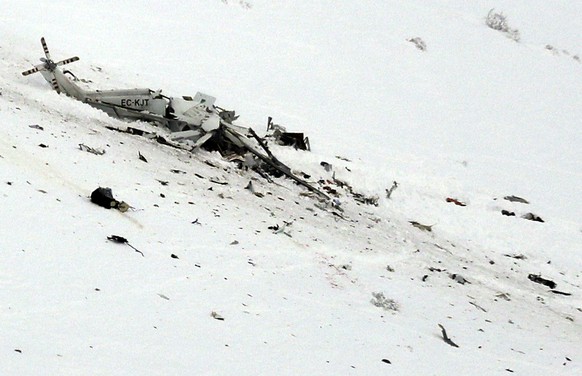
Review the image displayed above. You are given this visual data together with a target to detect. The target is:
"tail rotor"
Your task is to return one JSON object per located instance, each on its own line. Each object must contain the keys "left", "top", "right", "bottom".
{"left": 21, "top": 37, "right": 79, "bottom": 93}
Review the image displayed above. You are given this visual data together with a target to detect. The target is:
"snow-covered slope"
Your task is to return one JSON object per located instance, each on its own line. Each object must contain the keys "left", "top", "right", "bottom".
{"left": 1, "top": 1, "right": 581, "bottom": 374}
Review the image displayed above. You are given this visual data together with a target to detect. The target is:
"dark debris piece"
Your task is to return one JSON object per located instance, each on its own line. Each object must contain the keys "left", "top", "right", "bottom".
{"left": 550, "top": 290, "right": 571, "bottom": 296}
{"left": 522, "top": 213, "right": 544, "bottom": 223}
{"left": 528, "top": 274, "right": 556, "bottom": 289}
{"left": 107, "top": 235, "right": 144, "bottom": 257}
{"left": 438, "top": 324, "right": 459, "bottom": 348}
{"left": 501, "top": 210, "right": 516, "bottom": 217}
{"left": 90, "top": 187, "right": 128, "bottom": 212}
{"left": 446, "top": 197, "right": 466, "bottom": 206}
{"left": 504, "top": 195, "right": 529, "bottom": 204}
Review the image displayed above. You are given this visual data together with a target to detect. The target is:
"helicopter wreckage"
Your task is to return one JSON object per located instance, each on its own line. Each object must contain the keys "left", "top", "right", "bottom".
{"left": 22, "top": 38, "right": 333, "bottom": 200}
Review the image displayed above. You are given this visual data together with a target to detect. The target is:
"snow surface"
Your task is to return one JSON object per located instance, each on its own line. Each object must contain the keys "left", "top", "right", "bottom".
{"left": 1, "top": 1, "right": 581, "bottom": 374}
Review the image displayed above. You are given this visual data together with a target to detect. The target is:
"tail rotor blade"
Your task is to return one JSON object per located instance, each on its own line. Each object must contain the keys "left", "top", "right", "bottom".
{"left": 40, "top": 37, "right": 52, "bottom": 61}
{"left": 22, "top": 63, "right": 45, "bottom": 76}
{"left": 50, "top": 77, "right": 60, "bottom": 92}
{"left": 56, "top": 56, "right": 79, "bottom": 66}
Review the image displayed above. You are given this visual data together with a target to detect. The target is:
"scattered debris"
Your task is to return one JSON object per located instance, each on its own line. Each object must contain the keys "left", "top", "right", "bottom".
{"left": 138, "top": 151, "right": 148, "bottom": 163}
{"left": 270, "top": 222, "right": 292, "bottom": 237}
{"left": 90, "top": 187, "right": 129, "bottom": 212}
{"left": 335, "top": 155, "right": 351, "bottom": 162}
{"left": 446, "top": 197, "right": 466, "bottom": 206}
{"left": 528, "top": 274, "right": 556, "bottom": 289}
{"left": 107, "top": 235, "right": 144, "bottom": 257}
{"left": 320, "top": 161, "right": 332, "bottom": 172}
{"left": 409, "top": 221, "right": 434, "bottom": 232}
{"left": 370, "top": 292, "right": 399, "bottom": 312}
{"left": 79, "top": 143, "right": 105, "bottom": 155}
{"left": 549, "top": 290, "right": 571, "bottom": 296}
{"left": 28, "top": 124, "right": 44, "bottom": 130}
{"left": 266, "top": 117, "right": 310, "bottom": 150}
{"left": 450, "top": 273, "right": 469, "bottom": 285}
{"left": 428, "top": 267, "right": 445, "bottom": 273}
{"left": 504, "top": 253, "right": 527, "bottom": 260}
{"left": 438, "top": 324, "right": 459, "bottom": 348}
{"left": 385, "top": 181, "right": 398, "bottom": 199}
{"left": 522, "top": 213, "right": 544, "bottom": 223}
{"left": 504, "top": 195, "right": 529, "bottom": 204}
{"left": 211, "top": 311, "right": 225, "bottom": 321}
{"left": 209, "top": 178, "right": 228, "bottom": 187}
{"left": 501, "top": 210, "right": 516, "bottom": 217}
{"left": 469, "top": 301, "right": 487, "bottom": 312}
{"left": 245, "top": 181, "right": 264, "bottom": 198}
{"left": 495, "top": 292, "right": 511, "bottom": 301}
{"left": 407, "top": 37, "right": 427, "bottom": 51}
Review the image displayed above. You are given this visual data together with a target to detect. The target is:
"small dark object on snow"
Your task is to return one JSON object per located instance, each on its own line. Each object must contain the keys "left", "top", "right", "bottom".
{"left": 29, "top": 124, "right": 44, "bottom": 130}
{"left": 211, "top": 311, "right": 224, "bottom": 321}
{"left": 381, "top": 359, "right": 391, "bottom": 364}
{"left": 428, "top": 267, "right": 445, "bottom": 272}
{"left": 446, "top": 197, "right": 466, "bottom": 206}
{"left": 107, "top": 235, "right": 144, "bottom": 257}
{"left": 506, "top": 369, "right": 514, "bottom": 373}
{"left": 504, "top": 253, "right": 527, "bottom": 260}
{"left": 157, "top": 179, "right": 169, "bottom": 186}
{"left": 501, "top": 210, "right": 516, "bottom": 216}
{"left": 138, "top": 151, "right": 148, "bottom": 163}
{"left": 14, "top": 349, "right": 22, "bottom": 353}
{"left": 504, "top": 195, "right": 529, "bottom": 204}
{"left": 170, "top": 254, "right": 179, "bottom": 259}
{"left": 409, "top": 221, "right": 433, "bottom": 232}
{"left": 90, "top": 187, "right": 128, "bottom": 212}
{"left": 550, "top": 290, "right": 571, "bottom": 296}
{"left": 385, "top": 181, "right": 398, "bottom": 199}
{"left": 523, "top": 213, "right": 544, "bottom": 223}
{"left": 79, "top": 143, "right": 105, "bottom": 155}
{"left": 528, "top": 274, "right": 556, "bottom": 289}
{"left": 320, "top": 161, "right": 332, "bottom": 172}
{"left": 170, "top": 169, "right": 186, "bottom": 174}
{"left": 450, "top": 273, "right": 469, "bottom": 285}
{"left": 422, "top": 274, "right": 429, "bottom": 282}
{"left": 38, "top": 143, "right": 48, "bottom": 148}
{"left": 438, "top": 324, "right": 459, "bottom": 348}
